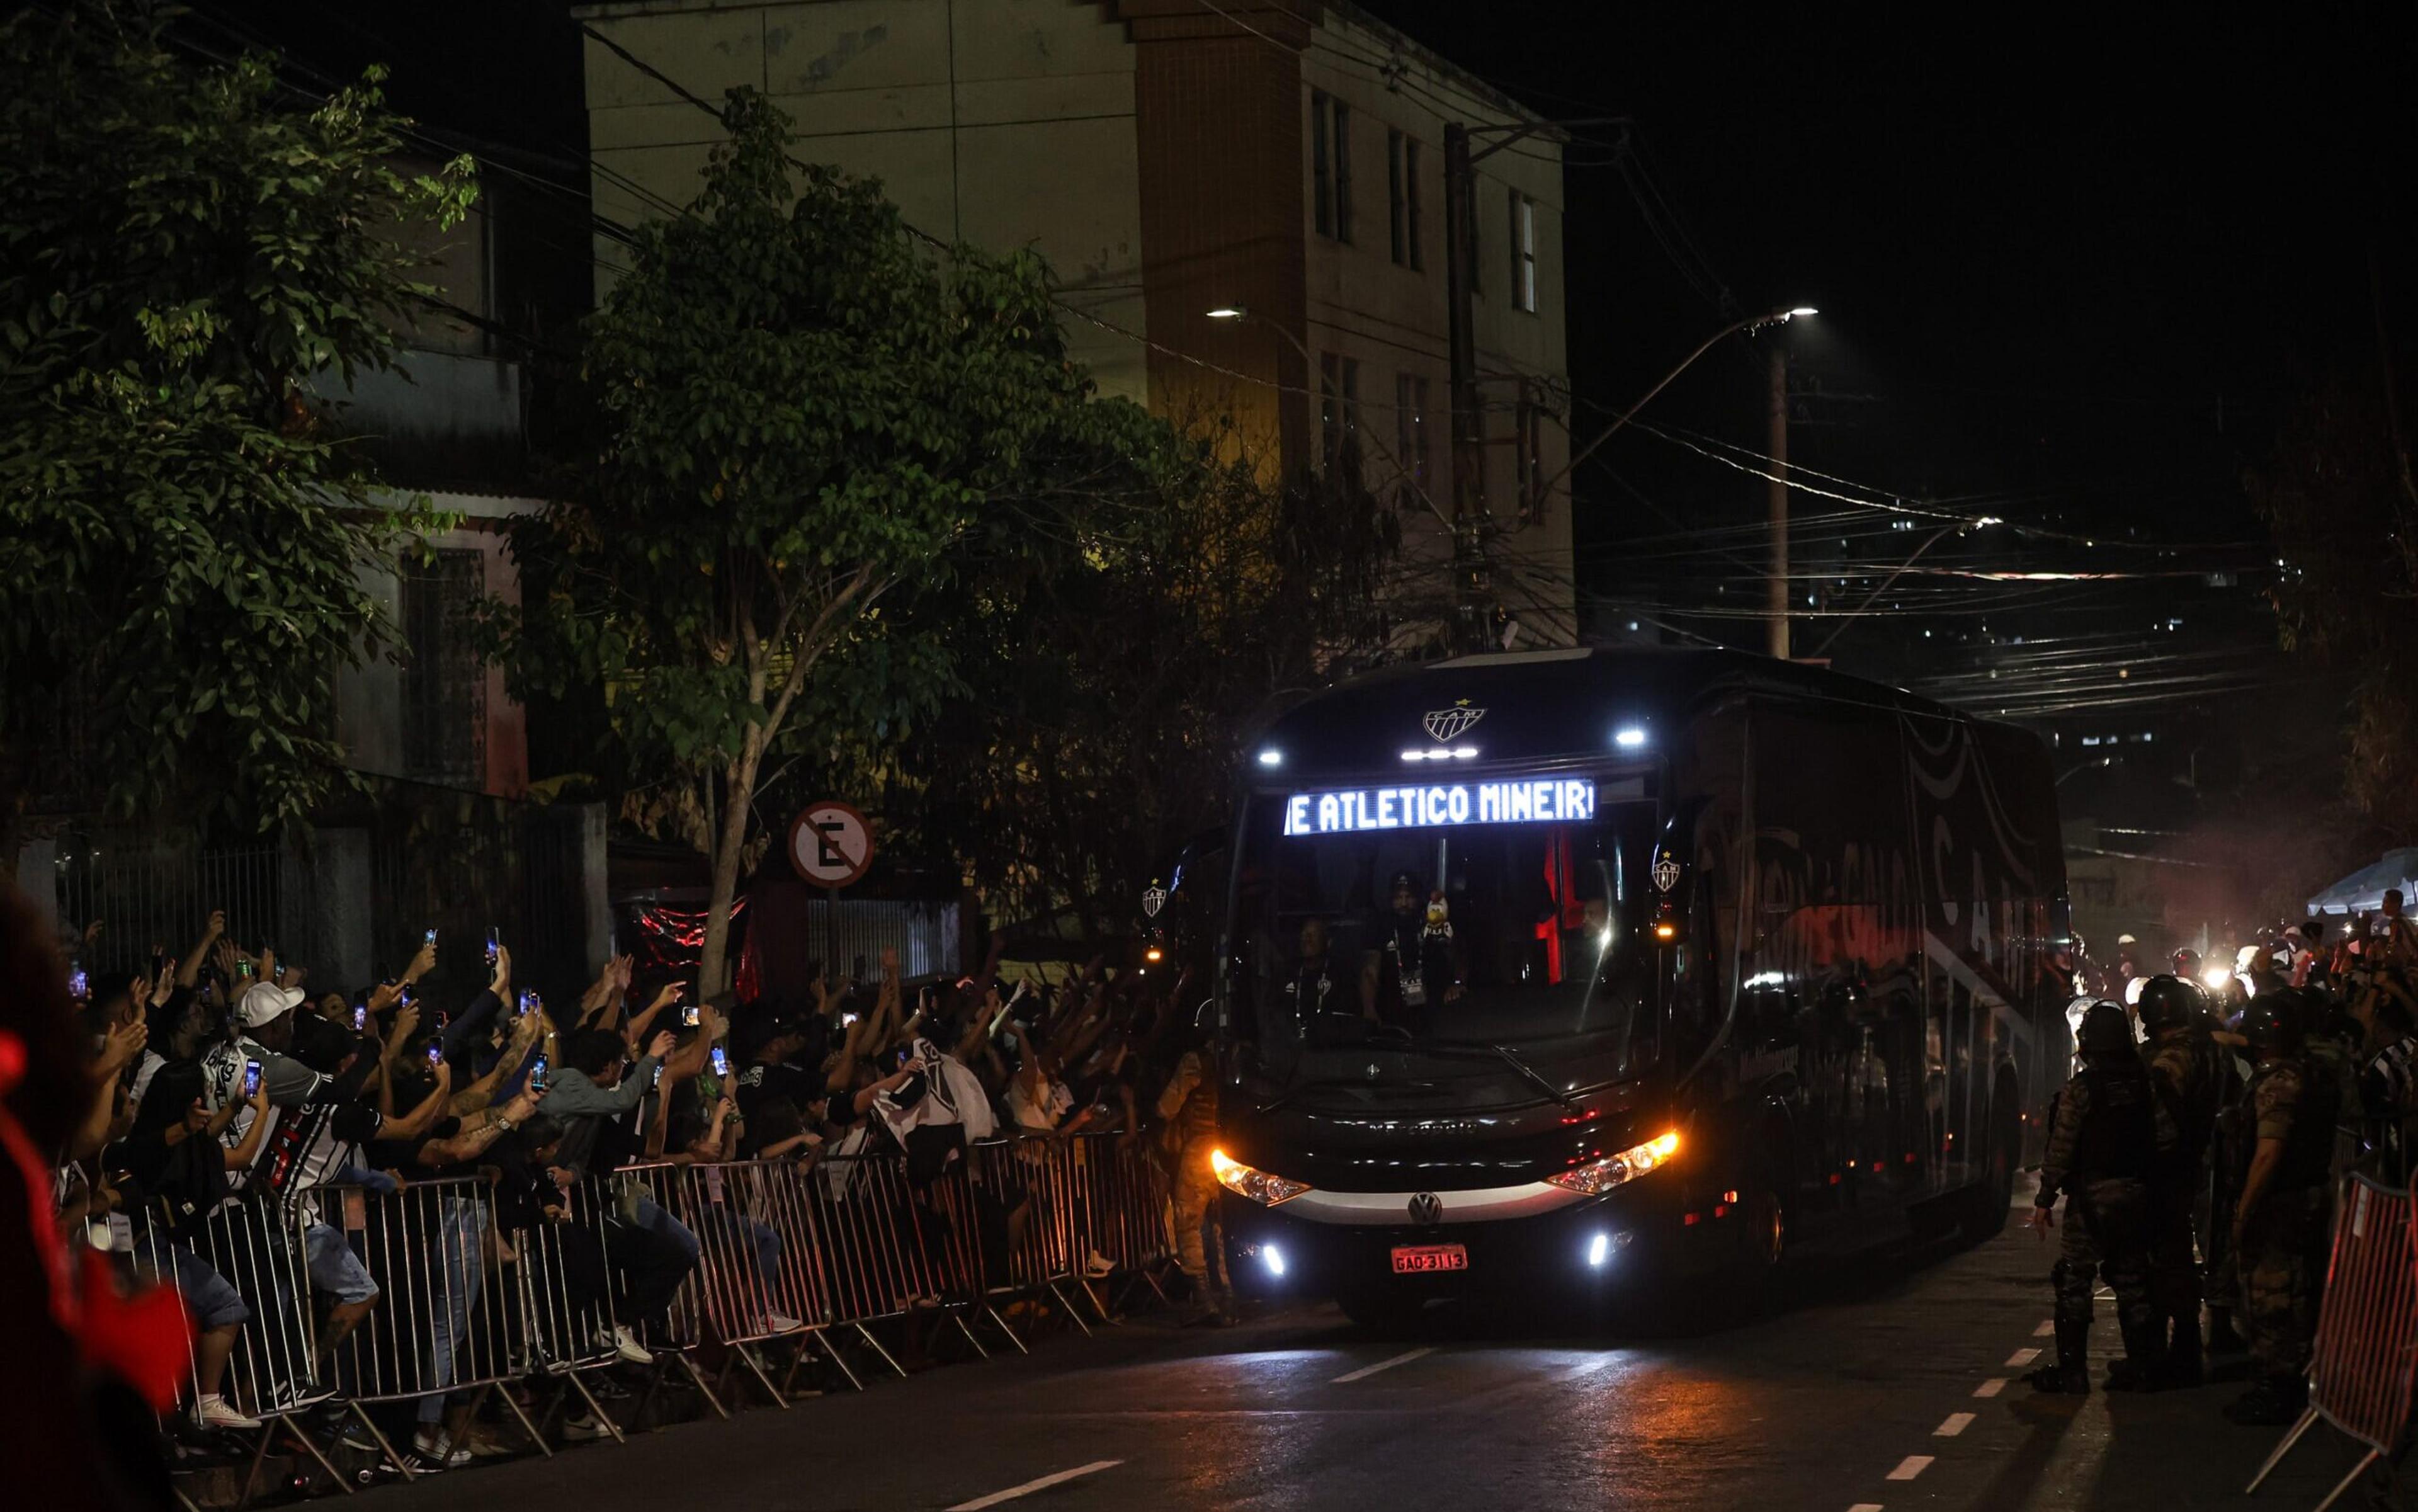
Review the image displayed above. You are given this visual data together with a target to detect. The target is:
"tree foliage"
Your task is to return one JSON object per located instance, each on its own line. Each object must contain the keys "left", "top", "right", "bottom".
{"left": 848, "top": 441, "right": 1409, "bottom": 931}
{"left": 0, "top": 4, "right": 473, "bottom": 848}
{"left": 494, "top": 88, "right": 1178, "bottom": 989}
{"left": 2252, "top": 356, "right": 2418, "bottom": 834}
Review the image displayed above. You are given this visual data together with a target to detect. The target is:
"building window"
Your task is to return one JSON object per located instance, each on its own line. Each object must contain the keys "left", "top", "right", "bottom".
{"left": 1320, "top": 351, "right": 1361, "bottom": 482}
{"left": 400, "top": 547, "right": 487, "bottom": 788}
{"left": 1517, "top": 389, "right": 1547, "bottom": 523}
{"left": 1387, "top": 130, "right": 1422, "bottom": 270}
{"left": 1312, "top": 91, "right": 1353, "bottom": 244}
{"left": 1510, "top": 190, "right": 1537, "bottom": 312}
{"left": 1395, "top": 372, "right": 1432, "bottom": 508}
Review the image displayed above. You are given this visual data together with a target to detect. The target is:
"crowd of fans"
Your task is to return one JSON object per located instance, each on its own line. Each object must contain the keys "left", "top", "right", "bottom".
{"left": 9, "top": 886, "right": 1215, "bottom": 1492}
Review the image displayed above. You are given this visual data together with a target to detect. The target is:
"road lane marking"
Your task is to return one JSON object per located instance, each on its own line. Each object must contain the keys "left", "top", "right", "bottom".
{"left": 1849, "top": 1505, "right": 1885, "bottom": 1511}
{"left": 1334, "top": 1347, "right": 1434, "bottom": 1383}
{"left": 2006, "top": 1347, "right": 2040, "bottom": 1367}
{"left": 1885, "top": 1456, "right": 1934, "bottom": 1481}
{"left": 946, "top": 1461, "right": 1123, "bottom": 1511}
{"left": 2033, "top": 1319, "right": 2055, "bottom": 1337}
{"left": 1973, "top": 1378, "right": 2006, "bottom": 1398}
{"left": 1936, "top": 1413, "right": 1974, "bottom": 1437}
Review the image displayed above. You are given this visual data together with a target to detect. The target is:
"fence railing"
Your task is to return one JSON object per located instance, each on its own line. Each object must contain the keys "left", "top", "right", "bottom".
{"left": 127, "top": 1132, "right": 1175, "bottom": 1504}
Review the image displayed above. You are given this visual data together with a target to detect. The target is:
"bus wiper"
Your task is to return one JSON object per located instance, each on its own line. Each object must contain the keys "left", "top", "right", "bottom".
{"left": 1418, "top": 1041, "right": 1584, "bottom": 1115}
{"left": 1255, "top": 1073, "right": 1443, "bottom": 1117}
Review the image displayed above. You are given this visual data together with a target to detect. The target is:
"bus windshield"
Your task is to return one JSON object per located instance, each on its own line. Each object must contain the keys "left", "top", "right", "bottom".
{"left": 1232, "top": 789, "right": 1662, "bottom": 1077}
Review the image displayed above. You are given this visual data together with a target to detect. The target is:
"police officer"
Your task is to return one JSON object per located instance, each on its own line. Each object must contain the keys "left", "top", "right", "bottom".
{"left": 1154, "top": 1006, "right": 1233, "bottom": 1326}
{"left": 2223, "top": 998, "right": 2339, "bottom": 1424}
{"left": 2138, "top": 975, "right": 2220, "bottom": 1386}
{"left": 2026, "top": 1001, "right": 2162, "bottom": 1392}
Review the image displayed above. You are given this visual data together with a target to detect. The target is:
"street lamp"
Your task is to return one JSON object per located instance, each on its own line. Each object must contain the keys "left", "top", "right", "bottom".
{"left": 1203, "top": 304, "right": 1314, "bottom": 365}
{"left": 1545, "top": 304, "right": 1815, "bottom": 494}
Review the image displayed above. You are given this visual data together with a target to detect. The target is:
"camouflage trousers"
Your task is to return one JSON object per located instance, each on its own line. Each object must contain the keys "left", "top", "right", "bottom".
{"left": 2147, "top": 1176, "right": 2201, "bottom": 1318}
{"left": 2055, "top": 1177, "right": 2157, "bottom": 1341}
{"left": 2239, "top": 1186, "right": 2329, "bottom": 1375}
{"left": 1171, "top": 1147, "right": 1230, "bottom": 1293}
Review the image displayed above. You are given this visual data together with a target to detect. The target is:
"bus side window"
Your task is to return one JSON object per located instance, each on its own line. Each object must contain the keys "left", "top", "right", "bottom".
{"left": 1669, "top": 879, "right": 1724, "bottom": 1064}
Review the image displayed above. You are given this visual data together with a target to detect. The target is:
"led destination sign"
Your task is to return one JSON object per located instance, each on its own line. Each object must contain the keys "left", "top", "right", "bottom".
{"left": 1281, "top": 777, "right": 1597, "bottom": 836}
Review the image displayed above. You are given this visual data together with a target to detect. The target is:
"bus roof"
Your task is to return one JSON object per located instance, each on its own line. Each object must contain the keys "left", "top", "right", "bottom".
{"left": 1250, "top": 646, "right": 2020, "bottom": 777}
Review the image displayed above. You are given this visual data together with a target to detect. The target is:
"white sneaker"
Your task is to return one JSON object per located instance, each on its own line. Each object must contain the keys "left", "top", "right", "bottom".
{"left": 195, "top": 1394, "right": 261, "bottom": 1432}
{"left": 612, "top": 1326, "right": 654, "bottom": 1366}
{"left": 1086, "top": 1249, "right": 1116, "bottom": 1278}
{"left": 561, "top": 1412, "right": 604, "bottom": 1441}
{"left": 764, "top": 1312, "right": 805, "bottom": 1334}
{"left": 409, "top": 1429, "right": 471, "bottom": 1470}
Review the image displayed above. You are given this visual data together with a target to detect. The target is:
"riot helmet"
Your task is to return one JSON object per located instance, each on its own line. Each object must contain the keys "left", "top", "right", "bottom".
{"left": 2135, "top": 974, "right": 2202, "bottom": 1036}
{"left": 2239, "top": 998, "right": 2305, "bottom": 1057}
{"left": 2077, "top": 1001, "right": 2137, "bottom": 1059}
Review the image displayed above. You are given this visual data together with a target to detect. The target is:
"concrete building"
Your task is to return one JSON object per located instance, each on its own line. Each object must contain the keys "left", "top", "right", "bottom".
{"left": 576, "top": 0, "right": 1576, "bottom": 644}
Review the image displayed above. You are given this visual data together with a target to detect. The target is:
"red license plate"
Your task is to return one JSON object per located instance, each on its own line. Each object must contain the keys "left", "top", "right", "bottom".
{"left": 1390, "top": 1244, "right": 1469, "bottom": 1274}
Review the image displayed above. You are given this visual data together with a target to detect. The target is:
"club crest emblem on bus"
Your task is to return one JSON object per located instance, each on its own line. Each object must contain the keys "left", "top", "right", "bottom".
{"left": 1141, "top": 884, "right": 1167, "bottom": 919}
{"left": 1652, "top": 857, "right": 1681, "bottom": 893}
{"left": 1423, "top": 701, "right": 1485, "bottom": 743}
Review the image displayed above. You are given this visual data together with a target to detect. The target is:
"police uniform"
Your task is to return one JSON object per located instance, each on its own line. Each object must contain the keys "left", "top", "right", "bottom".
{"left": 2147, "top": 1025, "right": 2220, "bottom": 1378}
{"left": 1155, "top": 1046, "right": 1230, "bottom": 1321}
{"left": 2237, "top": 1057, "right": 2335, "bottom": 1383}
{"left": 2031, "top": 1045, "right": 2161, "bottom": 1389}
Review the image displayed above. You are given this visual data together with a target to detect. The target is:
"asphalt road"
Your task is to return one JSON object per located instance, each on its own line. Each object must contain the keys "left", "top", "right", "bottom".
{"left": 348, "top": 1178, "right": 2380, "bottom": 1512}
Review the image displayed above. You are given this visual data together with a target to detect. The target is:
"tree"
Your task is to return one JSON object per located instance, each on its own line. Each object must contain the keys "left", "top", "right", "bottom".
{"left": 2252, "top": 353, "right": 2418, "bottom": 835}
{"left": 854, "top": 431, "right": 1412, "bottom": 931}
{"left": 0, "top": 4, "right": 472, "bottom": 855}
{"left": 496, "top": 88, "right": 1164, "bottom": 992}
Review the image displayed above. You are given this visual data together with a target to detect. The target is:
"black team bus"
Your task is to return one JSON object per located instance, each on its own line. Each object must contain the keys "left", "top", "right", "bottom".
{"left": 1208, "top": 647, "right": 2069, "bottom": 1327}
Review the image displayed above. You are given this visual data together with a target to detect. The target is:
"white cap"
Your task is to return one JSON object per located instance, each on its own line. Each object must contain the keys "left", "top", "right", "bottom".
{"left": 238, "top": 982, "right": 305, "bottom": 1029}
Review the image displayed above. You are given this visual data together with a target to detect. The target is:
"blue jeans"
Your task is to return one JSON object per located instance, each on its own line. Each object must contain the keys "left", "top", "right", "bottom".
{"left": 417, "top": 1196, "right": 488, "bottom": 1426}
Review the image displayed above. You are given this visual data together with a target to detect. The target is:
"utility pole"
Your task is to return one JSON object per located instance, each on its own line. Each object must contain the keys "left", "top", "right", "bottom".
{"left": 1766, "top": 339, "right": 1790, "bottom": 661}
{"left": 1442, "top": 122, "right": 1484, "bottom": 652}
{"left": 1439, "top": 115, "right": 1625, "bottom": 654}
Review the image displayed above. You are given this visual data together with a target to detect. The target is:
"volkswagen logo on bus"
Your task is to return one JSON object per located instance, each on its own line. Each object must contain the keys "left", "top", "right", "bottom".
{"left": 1409, "top": 1191, "right": 1445, "bottom": 1226}
{"left": 1422, "top": 701, "right": 1485, "bottom": 744}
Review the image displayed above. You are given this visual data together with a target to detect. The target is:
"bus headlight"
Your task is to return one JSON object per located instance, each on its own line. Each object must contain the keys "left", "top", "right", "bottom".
{"left": 1544, "top": 1131, "right": 1681, "bottom": 1197}
{"left": 1212, "top": 1149, "right": 1311, "bottom": 1207}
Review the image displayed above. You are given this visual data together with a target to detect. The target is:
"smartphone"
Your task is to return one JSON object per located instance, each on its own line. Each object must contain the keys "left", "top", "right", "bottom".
{"left": 528, "top": 1054, "right": 548, "bottom": 1094}
{"left": 710, "top": 1045, "right": 729, "bottom": 1077}
{"left": 485, "top": 927, "right": 500, "bottom": 965}
{"left": 237, "top": 958, "right": 254, "bottom": 979}
{"left": 353, "top": 1004, "right": 366, "bottom": 1032}
{"left": 650, "top": 1062, "right": 664, "bottom": 1090}
{"left": 518, "top": 989, "right": 538, "bottom": 1018}
{"left": 682, "top": 1001, "right": 701, "bottom": 1028}
{"left": 69, "top": 966, "right": 89, "bottom": 999}
{"left": 425, "top": 1043, "right": 444, "bottom": 1069}
{"left": 424, "top": 927, "right": 438, "bottom": 947}
{"left": 400, "top": 983, "right": 416, "bottom": 1008}
{"left": 840, "top": 1011, "right": 860, "bottom": 1028}
{"left": 852, "top": 953, "right": 866, "bottom": 983}
{"left": 152, "top": 948, "right": 169, "bottom": 978}
{"left": 242, "top": 1059, "right": 263, "bottom": 1098}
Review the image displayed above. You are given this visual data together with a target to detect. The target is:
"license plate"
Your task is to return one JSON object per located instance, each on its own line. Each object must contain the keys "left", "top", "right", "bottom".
{"left": 1390, "top": 1244, "right": 1468, "bottom": 1274}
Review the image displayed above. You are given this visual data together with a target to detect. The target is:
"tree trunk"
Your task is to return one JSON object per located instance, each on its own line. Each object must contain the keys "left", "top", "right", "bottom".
{"left": 698, "top": 732, "right": 763, "bottom": 998}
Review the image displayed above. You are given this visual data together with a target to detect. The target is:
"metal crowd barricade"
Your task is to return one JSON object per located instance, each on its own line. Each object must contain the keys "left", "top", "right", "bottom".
{"left": 2247, "top": 1173, "right": 2418, "bottom": 1511}
{"left": 965, "top": 1137, "right": 1108, "bottom": 1336}
{"left": 511, "top": 1171, "right": 628, "bottom": 1442}
{"left": 645, "top": 1158, "right": 851, "bottom": 1404}
{"left": 598, "top": 1162, "right": 730, "bottom": 1425}
{"left": 313, "top": 1175, "right": 545, "bottom": 1482}
{"left": 812, "top": 1150, "right": 945, "bottom": 1375}
{"left": 131, "top": 1201, "right": 351, "bottom": 1507}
